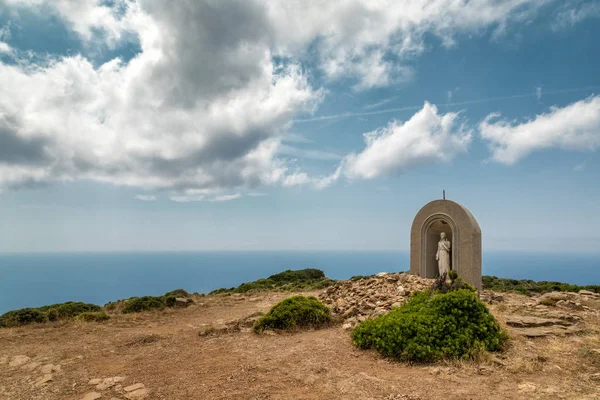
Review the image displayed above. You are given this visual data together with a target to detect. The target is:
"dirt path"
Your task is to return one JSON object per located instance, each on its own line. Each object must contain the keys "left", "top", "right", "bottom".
{"left": 1, "top": 291, "right": 599, "bottom": 400}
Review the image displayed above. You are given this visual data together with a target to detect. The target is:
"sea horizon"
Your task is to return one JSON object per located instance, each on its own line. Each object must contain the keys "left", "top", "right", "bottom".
{"left": 1, "top": 250, "right": 599, "bottom": 315}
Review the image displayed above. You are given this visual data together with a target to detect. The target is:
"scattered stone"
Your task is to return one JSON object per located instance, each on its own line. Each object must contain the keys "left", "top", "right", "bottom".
{"left": 82, "top": 392, "right": 102, "bottom": 400}
{"left": 124, "top": 383, "right": 145, "bottom": 392}
{"left": 518, "top": 383, "right": 537, "bottom": 393}
{"left": 40, "top": 364, "right": 59, "bottom": 374}
{"left": 505, "top": 316, "right": 572, "bottom": 328}
{"left": 579, "top": 290, "right": 598, "bottom": 297}
{"left": 125, "top": 388, "right": 149, "bottom": 399}
{"left": 319, "top": 273, "right": 434, "bottom": 327}
{"left": 342, "top": 323, "right": 353, "bottom": 330}
{"left": 34, "top": 374, "right": 53, "bottom": 387}
{"left": 590, "top": 373, "right": 600, "bottom": 382}
{"left": 175, "top": 298, "right": 193, "bottom": 307}
{"left": 22, "top": 361, "right": 40, "bottom": 371}
{"left": 89, "top": 379, "right": 102, "bottom": 385}
{"left": 9, "top": 355, "right": 30, "bottom": 368}
{"left": 97, "top": 381, "right": 116, "bottom": 390}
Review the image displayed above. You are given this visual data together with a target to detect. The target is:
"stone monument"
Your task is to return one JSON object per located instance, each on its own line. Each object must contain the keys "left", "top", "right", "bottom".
{"left": 409, "top": 198, "right": 482, "bottom": 290}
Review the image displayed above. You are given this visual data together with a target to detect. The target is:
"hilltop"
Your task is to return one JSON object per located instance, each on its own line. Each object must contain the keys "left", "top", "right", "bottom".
{"left": 1, "top": 271, "right": 599, "bottom": 400}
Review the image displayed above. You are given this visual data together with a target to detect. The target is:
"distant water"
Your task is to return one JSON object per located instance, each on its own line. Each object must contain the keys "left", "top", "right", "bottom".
{"left": 0, "top": 251, "right": 599, "bottom": 314}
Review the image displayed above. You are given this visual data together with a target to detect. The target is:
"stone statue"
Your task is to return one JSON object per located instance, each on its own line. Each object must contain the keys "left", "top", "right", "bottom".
{"left": 436, "top": 232, "right": 451, "bottom": 276}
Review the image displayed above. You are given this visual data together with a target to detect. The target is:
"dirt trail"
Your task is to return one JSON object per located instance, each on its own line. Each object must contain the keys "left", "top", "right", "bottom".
{"left": 1, "top": 290, "right": 599, "bottom": 400}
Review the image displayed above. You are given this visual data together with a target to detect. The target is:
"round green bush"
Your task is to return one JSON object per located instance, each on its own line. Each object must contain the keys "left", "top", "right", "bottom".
{"left": 352, "top": 289, "right": 508, "bottom": 362}
{"left": 0, "top": 308, "right": 47, "bottom": 328}
{"left": 46, "top": 308, "right": 59, "bottom": 322}
{"left": 254, "top": 295, "right": 331, "bottom": 333}
{"left": 74, "top": 311, "right": 110, "bottom": 322}
{"left": 122, "top": 296, "right": 165, "bottom": 314}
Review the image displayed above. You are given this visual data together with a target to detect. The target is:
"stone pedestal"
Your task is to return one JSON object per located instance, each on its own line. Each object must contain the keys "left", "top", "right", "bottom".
{"left": 409, "top": 199, "right": 482, "bottom": 290}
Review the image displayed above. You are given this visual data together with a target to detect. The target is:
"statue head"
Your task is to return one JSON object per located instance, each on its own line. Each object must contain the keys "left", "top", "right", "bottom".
{"left": 440, "top": 232, "right": 447, "bottom": 240}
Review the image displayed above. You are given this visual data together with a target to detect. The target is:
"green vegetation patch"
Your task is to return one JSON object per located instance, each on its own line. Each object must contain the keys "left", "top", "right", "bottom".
{"left": 122, "top": 296, "right": 167, "bottom": 314}
{"left": 0, "top": 301, "right": 102, "bottom": 328}
{"left": 210, "top": 268, "right": 336, "bottom": 294}
{"left": 352, "top": 288, "right": 508, "bottom": 363}
{"left": 74, "top": 311, "right": 110, "bottom": 322}
{"left": 254, "top": 295, "right": 332, "bottom": 333}
{"left": 164, "top": 289, "right": 190, "bottom": 298}
{"left": 483, "top": 276, "right": 600, "bottom": 296}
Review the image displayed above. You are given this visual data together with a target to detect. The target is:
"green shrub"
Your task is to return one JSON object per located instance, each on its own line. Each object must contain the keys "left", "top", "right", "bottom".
{"left": 0, "top": 301, "right": 102, "bottom": 328}
{"left": 352, "top": 289, "right": 508, "bottom": 362}
{"left": 164, "top": 296, "right": 177, "bottom": 307}
{"left": 46, "top": 308, "right": 59, "bottom": 322}
{"left": 210, "top": 269, "right": 336, "bottom": 295}
{"left": 122, "top": 296, "right": 166, "bottom": 314}
{"left": 164, "top": 289, "right": 190, "bottom": 298}
{"left": 482, "top": 276, "right": 600, "bottom": 295}
{"left": 254, "top": 295, "right": 331, "bottom": 333}
{"left": 74, "top": 311, "right": 110, "bottom": 322}
{"left": 0, "top": 308, "right": 47, "bottom": 328}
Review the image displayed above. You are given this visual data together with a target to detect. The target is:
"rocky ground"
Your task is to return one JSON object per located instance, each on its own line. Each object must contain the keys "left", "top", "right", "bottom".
{"left": 1, "top": 273, "right": 600, "bottom": 400}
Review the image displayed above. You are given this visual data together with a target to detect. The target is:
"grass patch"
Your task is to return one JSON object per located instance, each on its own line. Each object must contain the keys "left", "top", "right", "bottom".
{"left": 254, "top": 295, "right": 332, "bottom": 333}
{"left": 482, "top": 276, "right": 600, "bottom": 296}
{"left": 352, "top": 285, "right": 508, "bottom": 363}
{"left": 74, "top": 311, "right": 110, "bottom": 322}
{"left": 210, "top": 268, "right": 336, "bottom": 294}
{"left": 0, "top": 302, "right": 102, "bottom": 328}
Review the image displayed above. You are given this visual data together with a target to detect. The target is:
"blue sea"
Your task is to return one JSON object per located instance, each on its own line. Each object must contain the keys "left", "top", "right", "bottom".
{"left": 1, "top": 251, "right": 599, "bottom": 314}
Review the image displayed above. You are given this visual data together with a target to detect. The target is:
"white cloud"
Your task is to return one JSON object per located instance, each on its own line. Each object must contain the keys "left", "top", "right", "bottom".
{"left": 277, "top": 144, "right": 342, "bottom": 161}
{"left": 0, "top": 1, "right": 323, "bottom": 194}
{"left": 554, "top": 0, "right": 600, "bottom": 29}
{"left": 284, "top": 103, "right": 471, "bottom": 188}
{"left": 480, "top": 96, "right": 600, "bottom": 164}
{"left": 135, "top": 194, "right": 156, "bottom": 201}
{"left": 247, "top": 192, "right": 267, "bottom": 197}
{"left": 209, "top": 193, "right": 242, "bottom": 202}
{"left": 0, "top": 42, "right": 10, "bottom": 54}
{"left": 343, "top": 102, "right": 471, "bottom": 179}
{"left": 0, "top": 0, "right": 580, "bottom": 195}
{"left": 536, "top": 86, "right": 542, "bottom": 100}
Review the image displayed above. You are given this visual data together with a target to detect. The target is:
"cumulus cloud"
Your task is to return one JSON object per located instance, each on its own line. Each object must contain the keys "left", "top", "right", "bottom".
{"left": 0, "top": 0, "right": 573, "bottom": 194}
{"left": 480, "top": 96, "right": 600, "bottom": 164}
{"left": 135, "top": 194, "right": 156, "bottom": 201}
{"left": 0, "top": 1, "right": 322, "bottom": 194}
{"left": 284, "top": 103, "right": 471, "bottom": 188}
{"left": 343, "top": 102, "right": 471, "bottom": 179}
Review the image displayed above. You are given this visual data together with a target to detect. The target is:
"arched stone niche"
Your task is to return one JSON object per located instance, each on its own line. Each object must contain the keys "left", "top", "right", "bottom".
{"left": 409, "top": 199, "right": 482, "bottom": 290}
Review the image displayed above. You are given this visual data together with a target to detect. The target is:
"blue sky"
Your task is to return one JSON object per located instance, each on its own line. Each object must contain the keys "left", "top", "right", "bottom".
{"left": 0, "top": 0, "right": 599, "bottom": 252}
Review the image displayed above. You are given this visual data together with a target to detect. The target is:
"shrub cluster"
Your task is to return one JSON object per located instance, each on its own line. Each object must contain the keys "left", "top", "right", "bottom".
{"left": 0, "top": 302, "right": 102, "bottom": 328}
{"left": 74, "top": 311, "right": 110, "bottom": 322}
{"left": 253, "top": 295, "right": 332, "bottom": 333}
{"left": 352, "top": 288, "right": 508, "bottom": 362}
{"left": 210, "top": 269, "right": 335, "bottom": 295}
{"left": 483, "top": 276, "right": 600, "bottom": 296}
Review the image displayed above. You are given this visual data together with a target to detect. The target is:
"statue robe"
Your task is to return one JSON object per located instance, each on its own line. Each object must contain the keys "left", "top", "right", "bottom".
{"left": 436, "top": 239, "right": 451, "bottom": 276}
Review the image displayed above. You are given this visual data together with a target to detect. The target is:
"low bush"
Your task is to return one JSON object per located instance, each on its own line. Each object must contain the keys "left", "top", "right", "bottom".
{"left": 0, "top": 308, "right": 47, "bottom": 328}
{"left": 0, "top": 301, "right": 103, "bottom": 328}
{"left": 352, "top": 288, "right": 508, "bottom": 363}
{"left": 164, "top": 289, "right": 190, "bottom": 298}
{"left": 210, "top": 269, "right": 336, "bottom": 295}
{"left": 74, "top": 311, "right": 110, "bottom": 322}
{"left": 254, "top": 295, "right": 332, "bottom": 333}
{"left": 482, "top": 276, "right": 600, "bottom": 295}
{"left": 121, "top": 296, "right": 166, "bottom": 314}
